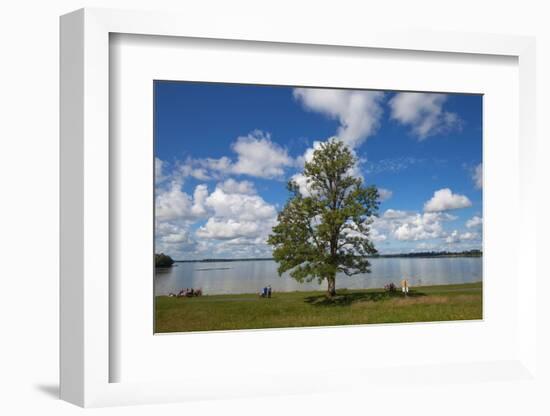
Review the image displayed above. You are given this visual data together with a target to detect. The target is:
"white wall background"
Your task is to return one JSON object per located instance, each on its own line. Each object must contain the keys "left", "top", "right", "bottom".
{"left": 0, "top": 1, "right": 548, "bottom": 415}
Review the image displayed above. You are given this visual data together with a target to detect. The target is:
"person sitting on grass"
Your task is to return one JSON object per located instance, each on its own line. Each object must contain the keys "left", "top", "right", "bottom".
{"left": 260, "top": 286, "right": 268, "bottom": 298}
{"left": 267, "top": 285, "right": 272, "bottom": 298}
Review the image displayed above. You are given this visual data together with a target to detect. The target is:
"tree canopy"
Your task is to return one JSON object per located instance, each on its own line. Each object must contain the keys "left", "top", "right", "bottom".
{"left": 268, "top": 139, "right": 379, "bottom": 296}
{"left": 155, "top": 253, "right": 175, "bottom": 267}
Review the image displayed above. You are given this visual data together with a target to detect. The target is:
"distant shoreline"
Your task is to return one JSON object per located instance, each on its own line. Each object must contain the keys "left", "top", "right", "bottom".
{"left": 174, "top": 251, "right": 482, "bottom": 263}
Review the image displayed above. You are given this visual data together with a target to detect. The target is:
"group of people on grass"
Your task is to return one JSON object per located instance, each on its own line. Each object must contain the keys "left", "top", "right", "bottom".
{"left": 259, "top": 285, "right": 272, "bottom": 298}
{"left": 167, "top": 279, "right": 410, "bottom": 299}
{"left": 384, "top": 279, "right": 411, "bottom": 294}
{"left": 168, "top": 288, "right": 202, "bottom": 297}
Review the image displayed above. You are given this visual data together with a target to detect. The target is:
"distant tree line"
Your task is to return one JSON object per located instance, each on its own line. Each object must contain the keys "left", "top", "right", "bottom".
{"left": 173, "top": 250, "right": 482, "bottom": 263}
{"left": 175, "top": 257, "right": 274, "bottom": 263}
{"left": 155, "top": 253, "right": 175, "bottom": 267}
{"left": 372, "top": 249, "right": 482, "bottom": 258}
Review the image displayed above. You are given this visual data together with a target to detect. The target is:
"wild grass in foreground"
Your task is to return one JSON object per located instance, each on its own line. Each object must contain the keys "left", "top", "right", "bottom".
{"left": 155, "top": 282, "right": 482, "bottom": 333}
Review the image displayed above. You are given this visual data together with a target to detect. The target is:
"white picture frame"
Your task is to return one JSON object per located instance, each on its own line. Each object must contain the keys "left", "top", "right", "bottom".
{"left": 60, "top": 7, "right": 538, "bottom": 408}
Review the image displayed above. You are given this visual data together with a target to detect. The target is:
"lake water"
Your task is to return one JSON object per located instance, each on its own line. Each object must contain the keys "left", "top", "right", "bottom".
{"left": 155, "top": 257, "right": 482, "bottom": 295}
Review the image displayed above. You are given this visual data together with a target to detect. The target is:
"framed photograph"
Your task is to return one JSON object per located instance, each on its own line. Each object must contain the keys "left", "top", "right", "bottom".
{"left": 153, "top": 80, "right": 483, "bottom": 334}
{"left": 60, "top": 8, "right": 538, "bottom": 408}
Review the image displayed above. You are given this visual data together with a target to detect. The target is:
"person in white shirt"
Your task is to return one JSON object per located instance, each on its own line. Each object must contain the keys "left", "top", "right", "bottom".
{"left": 400, "top": 278, "right": 409, "bottom": 294}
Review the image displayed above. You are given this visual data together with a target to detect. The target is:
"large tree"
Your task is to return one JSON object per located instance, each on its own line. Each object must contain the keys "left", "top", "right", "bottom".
{"left": 268, "top": 139, "right": 379, "bottom": 297}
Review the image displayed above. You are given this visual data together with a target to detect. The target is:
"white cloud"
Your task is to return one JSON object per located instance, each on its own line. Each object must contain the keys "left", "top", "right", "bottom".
{"left": 190, "top": 184, "right": 209, "bottom": 217}
{"left": 157, "top": 222, "right": 194, "bottom": 245}
{"left": 389, "top": 92, "right": 461, "bottom": 140}
{"left": 378, "top": 188, "right": 393, "bottom": 202}
{"left": 382, "top": 209, "right": 409, "bottom": 219}
{"left": 424, "top": 188, "right": 472, "bottom": 212}
{"left": 155, "top": 177, "right": 278, "bottom": 258}
{"left": 177, "top": 130, "right": 293, "bottom": 180}
{"left": 155, "top": 180, "right": 210, "bottom": 222}
{"left": 466, "top": 215, "right": 483, "bottom": 229}
{"left": 370, "top": 227, "right": 387, "bottom": 242}
{"left": 290, "top": 172, "right": 313, "bottom": 197}
{"left": 370, "top": 207, "right": 482, "bottom": 252}
{"left": 295, "top": 140, "right": 323, "bottom": 167}
{"left": 203, "top": 156, "right": 233, "bottom": 172}
{"left": 373, "top": 209, "right": 457, "bottom": 242}
{"left": 195, "top": 181, "right": 278, "bottom": 242}
{"left": 230, "top": 130, "right": 293, "bottom": 178}
{"left": 155, "top": 221, "right": 198, "bottom": 259}
{"left": 393, "top": 214, "right": 445, "bottom": 241}
{"left": 473, "top": 163, "right": 482, "bottom": 189}
{"left": 196, "top": 218, "right": 265, "bottom": 240}
{"left": 293, "top": 88, "right": 385, "bottom": 148}
{"left": 204, "top": 184, "right": 277, "bottom": 222}
{"left": 460, "top": 232, "right": 479, "bottom": 240}
{"left": 217, "top": 178, "right": 256, "bottom": 195}
{"left": 445, "top": 230, "right": 480, "bottom": 244}
{"left": 415, "top": 242, "right": 437, "bottom": 251}
{"left": 155, "top": 157, "right": 168, "bottom": 184}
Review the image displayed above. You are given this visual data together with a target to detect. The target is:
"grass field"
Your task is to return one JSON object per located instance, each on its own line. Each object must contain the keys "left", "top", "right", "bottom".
{"left": 155, "top": 281, "right": 482, "bottom": 333}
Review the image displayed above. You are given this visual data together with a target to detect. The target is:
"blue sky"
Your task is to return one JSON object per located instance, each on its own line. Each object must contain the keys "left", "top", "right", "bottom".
{"left": 154, "top": 81, "right": 483, "bottom": 259}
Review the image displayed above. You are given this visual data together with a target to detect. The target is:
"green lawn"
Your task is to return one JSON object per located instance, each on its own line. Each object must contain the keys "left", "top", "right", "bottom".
{"left": 155, "top": 281, "right": 482, "bottom": 333}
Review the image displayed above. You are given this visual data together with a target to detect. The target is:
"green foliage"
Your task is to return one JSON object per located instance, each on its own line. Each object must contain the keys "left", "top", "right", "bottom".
{"left": 155, "top": 252, "right": 175, "bottom": 267}
{"left": 267, "top": 139, "right": 380, "bottom": 295}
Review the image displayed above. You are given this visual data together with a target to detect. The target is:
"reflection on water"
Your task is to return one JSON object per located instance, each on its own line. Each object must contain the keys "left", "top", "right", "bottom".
{"left": 154, "top": 257, "right": 482, "bottom": 295}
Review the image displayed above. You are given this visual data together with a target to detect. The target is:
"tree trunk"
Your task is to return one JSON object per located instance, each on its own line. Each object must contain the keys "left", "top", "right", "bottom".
{"left": 327, "top": 275, "right": 336, "bottom": 297}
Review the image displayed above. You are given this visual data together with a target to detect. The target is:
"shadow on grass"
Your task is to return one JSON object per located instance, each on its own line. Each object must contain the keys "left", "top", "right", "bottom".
{"left": 304, "top": 290, "right": 426, "bottom": 307}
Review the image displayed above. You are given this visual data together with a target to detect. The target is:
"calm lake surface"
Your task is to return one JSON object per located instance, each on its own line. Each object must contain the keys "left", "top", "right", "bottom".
{"left": 155, "top": 257, "right": 482, "bottom": 295}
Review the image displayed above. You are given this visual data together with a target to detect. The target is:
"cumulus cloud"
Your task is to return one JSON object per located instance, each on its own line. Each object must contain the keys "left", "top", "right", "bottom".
{"left": 369, "top": 227, "right": 387, "bottom": 242}
{"left": 155, "top": 176, "right": 278, "bottom": 258}
{"left": 155, "top": 180, "right": 210, "bottom": 222}
{"left": 466, "top": 215, "right": 483, "bottom": 229}
{"left": 290, "top": 172, "right": 313, "bottom": 197}
{"left": 370, "top": 207, "right": 482, "bottom": 252}
{"left": 196, "top": 218, "right": 266, "bottom": 240}
{"left": 179, "top": 162, "right": 213, "bottom": 181}
{"left": 293, "top": 88, "right": 385, "bottom": 148}
{"left": 191, "top": 184, "right": 209, "bottom": 217}
{"left": 378, "top": 188, "right": 393, "bottom": 202}
{"left": 155, "top": 157, "right": 168, "bottom": 184}
{"left": 230, "top": 130, "right": 293, "bottom": 178}
{"left": 155, "top": 219, "right": 200, "bottom": 259}
{"left": 177, "top": 130, "right": 293, "bottom": 180}
{"left": 195, "top": 181, "right": 277, "bottom": 242}
{"left": 372, "top": 209, "right": 457, "bottom": 242}
{"left": 156, "top": 221, "right": 194, "bottom": 245}
{"left": 203, "top": 184, "right": 276, "bottom": 222}
{"left": 393, "top": 213, "right": 445, "bottom": 241}
{"left": 423, "top": 188, "right": 472, "bottom": 212}
{"left": 445, "top": 230, "right": 480, "bottom": 244}
{"left": 295, "top": 140, "right": 323, "bottom": 167}
{"left": 217, "top": 178, "right": 256, "bottom": 195}
{"left": 389, "top": 92, "right": 461, "bottom": 140}
{"left": 473, "top": 163, "right": 482, "bottom": 189}
{"left": 382, "top": 209, "right": 409, "bottom": 219}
